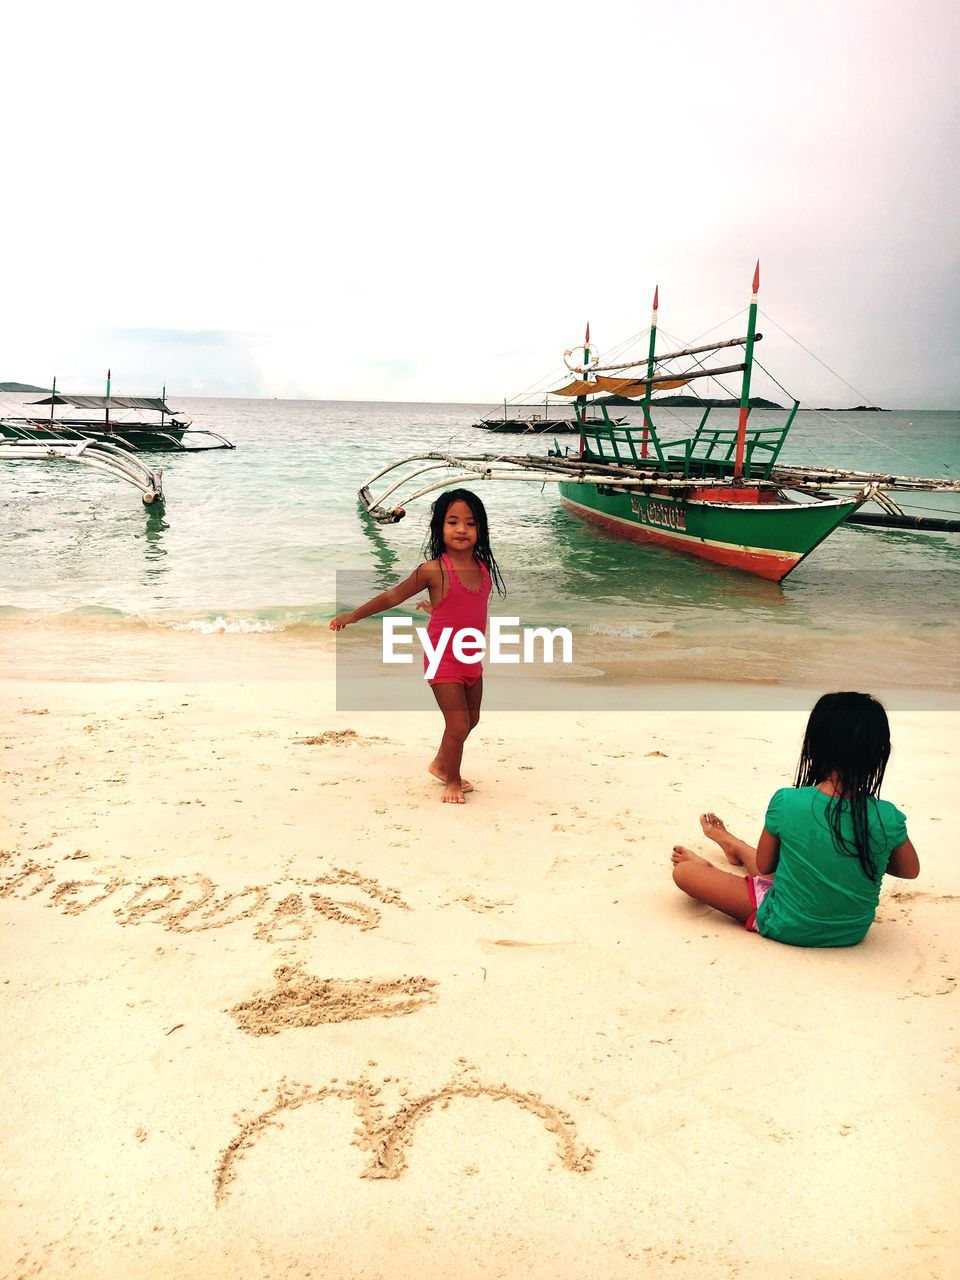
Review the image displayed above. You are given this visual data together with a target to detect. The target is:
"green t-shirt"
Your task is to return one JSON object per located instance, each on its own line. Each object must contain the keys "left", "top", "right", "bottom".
{"left": 756, "top": 787, "right": 908, "bottom": 948}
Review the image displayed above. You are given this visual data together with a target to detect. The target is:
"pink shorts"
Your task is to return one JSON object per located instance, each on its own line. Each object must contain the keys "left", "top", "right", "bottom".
{"left": 745, "top": 875, "right": 774, "bottom": 933}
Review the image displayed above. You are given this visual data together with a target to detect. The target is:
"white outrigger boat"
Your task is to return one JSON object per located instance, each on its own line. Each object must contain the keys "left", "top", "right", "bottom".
{"left": 359, "top": 266, "right": 960, "bottom": 582}
{"left": 0, "top": 438, "right": 165, "bottom": 508}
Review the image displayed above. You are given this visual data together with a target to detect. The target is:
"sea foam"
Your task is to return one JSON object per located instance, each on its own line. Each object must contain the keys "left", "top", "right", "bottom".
{"left": 172, "top": 616, "right": 283, "bottom": 635}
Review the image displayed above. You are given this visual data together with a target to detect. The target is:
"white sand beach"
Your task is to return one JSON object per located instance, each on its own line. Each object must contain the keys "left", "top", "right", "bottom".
{"left": 1, "top": 639, "right": 958, "bottom": 1279}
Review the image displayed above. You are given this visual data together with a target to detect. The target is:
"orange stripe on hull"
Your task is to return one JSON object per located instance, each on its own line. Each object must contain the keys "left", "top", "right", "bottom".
{"left": 560, "top": 497, "right": 801, "bottom": 582}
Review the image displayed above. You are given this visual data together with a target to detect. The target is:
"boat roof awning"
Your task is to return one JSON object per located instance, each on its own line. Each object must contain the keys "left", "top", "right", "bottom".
{"left": 550, "top": 375, "right": 691, "bottom": 398}
{"left": 550, "top": 379, "right": 604, "bottom": 397}
{"left": 31, "top": 394, "right": 176, "bottom": 413}
{"left": 593, "top": 375, "right": 691, "bottom": 397}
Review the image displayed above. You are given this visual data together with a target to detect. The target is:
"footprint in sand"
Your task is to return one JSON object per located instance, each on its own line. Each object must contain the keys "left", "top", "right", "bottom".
{"left": 293, "top": 730, "right": 387, "bottom": 746}
{"left": 888, "top": 892, "right": 959, "bottom": 998}
{"left": 477, "top": 938, "right": 572, "bottom": 953}
{"left": 448, "top": 893, "right": 515, "bottom": 914}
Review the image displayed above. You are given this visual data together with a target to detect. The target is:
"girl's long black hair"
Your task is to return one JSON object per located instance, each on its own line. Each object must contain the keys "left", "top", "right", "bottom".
{"left": 424, "top": 488, "right": 505, "bottom": 596}
{"left": 795, "top": 691, "right": 892, "bottom": 882}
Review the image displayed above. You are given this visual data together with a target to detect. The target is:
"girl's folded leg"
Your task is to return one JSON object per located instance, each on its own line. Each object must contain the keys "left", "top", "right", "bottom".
{"left": 699, "top": 812, "right": 762, "bottom": 877}
{"left": 670, "top": 846, "right": 755, "bottom": 925}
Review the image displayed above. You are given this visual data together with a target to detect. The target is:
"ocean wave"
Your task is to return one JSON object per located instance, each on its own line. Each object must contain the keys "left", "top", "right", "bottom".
{"left": 588, "top": 621, "right": 665, "bottom": 640}
{"left": 0, "top": 602, "right": 343, "bottom": 632}
{"left": 170, "top": 616, "right": 285, "bottom": 635}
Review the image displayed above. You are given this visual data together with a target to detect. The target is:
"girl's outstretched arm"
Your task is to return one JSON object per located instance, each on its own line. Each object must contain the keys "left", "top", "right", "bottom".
{"left": 886, "top": 837, "right": 919, "bottom": 879}
{"left": 329, "top": 564, "right": 435, "bottom": 631}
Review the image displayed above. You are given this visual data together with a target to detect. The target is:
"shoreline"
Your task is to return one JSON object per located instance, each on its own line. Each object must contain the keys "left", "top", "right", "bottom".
{"left": 3, "top": 620, "right": 959, "bottom": 705}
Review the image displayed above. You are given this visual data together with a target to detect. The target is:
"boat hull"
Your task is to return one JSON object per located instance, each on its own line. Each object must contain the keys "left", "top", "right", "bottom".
{"left": 0, "top": 420, "right": 200, "bottom": 452}
{"left": 557, "top": 482, "right": 859, "bottom": 581}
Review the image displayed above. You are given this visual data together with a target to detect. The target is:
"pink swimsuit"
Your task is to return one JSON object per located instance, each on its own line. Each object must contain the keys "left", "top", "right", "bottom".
{"left": 424, "top": 553, "right": 491, "bottom": 686}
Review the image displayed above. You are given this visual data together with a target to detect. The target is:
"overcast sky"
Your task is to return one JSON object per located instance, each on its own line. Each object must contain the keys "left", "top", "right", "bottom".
{"left": 3, "top": 0, "right": 958, "bottom": 407}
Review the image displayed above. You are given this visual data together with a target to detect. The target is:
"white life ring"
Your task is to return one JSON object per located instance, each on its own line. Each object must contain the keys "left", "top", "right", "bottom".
{"left": 563, "top": 344, "right": 600, "bottom": 374}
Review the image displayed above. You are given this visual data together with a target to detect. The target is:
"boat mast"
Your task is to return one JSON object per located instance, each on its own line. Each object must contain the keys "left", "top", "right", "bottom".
{"left": 734, "top": 261, "right": 760, "bottom": 479}
{"left": 640, "top": 285, "right": 658, "bottom": 460}
{"left": 50, "top": 375, "right": 56, "bottom": 427}
{"left": 161, "top": 382, "right": 166, "bottom": 431}
{"left": 105, "top": 368, "right": 112, "bottom": 432}
{"left": 576, "top": 321, "right": 590, "bottom": 455}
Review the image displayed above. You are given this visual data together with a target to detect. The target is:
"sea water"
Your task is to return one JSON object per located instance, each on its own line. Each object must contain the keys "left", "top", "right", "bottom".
{"left": 1, "top": 399, "right": 957, "bottom": 697}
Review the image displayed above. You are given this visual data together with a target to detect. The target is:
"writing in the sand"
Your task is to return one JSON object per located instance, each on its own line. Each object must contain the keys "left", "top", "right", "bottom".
{"left": 215, "top": 1073, "right": 595, "bottom": 1204}
{"left": 0, "top": 853, "right": 409, "bottom": 939}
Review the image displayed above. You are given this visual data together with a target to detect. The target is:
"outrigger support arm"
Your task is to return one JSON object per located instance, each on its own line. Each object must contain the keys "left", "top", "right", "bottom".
{"left": 0, "top": 439, "right": 165, "bottom": 507}
{"left": 770, "top": 464, "right": 960, "bottom": 493}
{"left": 357, "top": 444, "right": 956, "bottom": 527}
{"left": 594, "top": 331, "right": 762, "bottom": 374}
{"left": 359, "top": 464, "right": 877, "bottom": 525}
{"left": 357, "top": 451, "right": 780, "bottom": 525}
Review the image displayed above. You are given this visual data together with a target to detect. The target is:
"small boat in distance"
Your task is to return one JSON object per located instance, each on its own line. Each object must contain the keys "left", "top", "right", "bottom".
{"left": 473, "top": 402, "right": 626, "bottom": 434}
{"left": 0, "top": 372, "right": 234, "bottom": 452}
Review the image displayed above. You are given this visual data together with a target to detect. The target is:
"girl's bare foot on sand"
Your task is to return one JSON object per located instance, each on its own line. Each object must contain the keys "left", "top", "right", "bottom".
{"left": 671, "top": 845, "right": 711, "bottom": 866}
{"left": 442, "top": 781, "right": 466, "bottom": 804}
{"left": 429, "top": 761, "right": 473, "bottom": 792}
{"left": 699, "top": 812, "right": 743, "bottom": 865}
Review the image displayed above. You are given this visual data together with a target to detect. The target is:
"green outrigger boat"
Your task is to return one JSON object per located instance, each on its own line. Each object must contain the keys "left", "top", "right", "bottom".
{"left": 359, "top": 265, "right": 959, "bottom": 581}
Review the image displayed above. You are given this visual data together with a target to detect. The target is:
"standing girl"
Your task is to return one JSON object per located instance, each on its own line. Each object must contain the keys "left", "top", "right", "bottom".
{"left": 329, "top": 489, "right": 504, "bottom": 804}
{"left": 670, "top": 692, "right": 919, "bottom": 946}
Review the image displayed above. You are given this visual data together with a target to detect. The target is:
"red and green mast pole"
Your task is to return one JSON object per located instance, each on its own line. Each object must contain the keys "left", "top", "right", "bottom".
{"left": 50, "top": 375, "right": 56, "bottom": 427}
{"left": 640, "top": 285, "right": 658, "bottom": 460}
{"left": 105, "top": 368, "right": 112, "bottom": 432}
{"left": 734, "top": 260, "right": 760, "bottom": 480}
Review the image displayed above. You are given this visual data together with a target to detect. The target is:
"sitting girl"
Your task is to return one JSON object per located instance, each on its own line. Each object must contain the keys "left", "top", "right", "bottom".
{"left": 670, "top": 691, "right": 919, "bottom": 947}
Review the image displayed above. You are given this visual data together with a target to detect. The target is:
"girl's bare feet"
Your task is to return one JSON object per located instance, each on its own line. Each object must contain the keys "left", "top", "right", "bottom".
{"left": 429, "top": 761, "right": 473, "bottom": 792}
{"left": 442, "top": 781, "right": 466, "bottom": 804}
{"left": 671, "top": 845, "right": 710, "bottom": 867}
{"left": 699, "top": 812, "right": 743, "bottom": 865}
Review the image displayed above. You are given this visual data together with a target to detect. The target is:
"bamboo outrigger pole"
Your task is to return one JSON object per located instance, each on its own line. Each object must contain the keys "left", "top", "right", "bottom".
{"left": 640, "top": 285, "right": 658, "bottom": 460}
{"left": 595, "top": 331, "right": 761, "bottom": 373}
{"left": 734, "top": 261, "right": 760, "bottom": 479}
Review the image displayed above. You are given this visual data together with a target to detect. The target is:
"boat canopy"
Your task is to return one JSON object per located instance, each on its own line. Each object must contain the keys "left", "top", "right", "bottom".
{"left": 550, "top": 375, "right": 691, "bottom": 398}
{"left": 550, "top": 378, "right": 603, "bottom": 397}
{"left": 30, "top": 394, "right": 177, "bottom": 413}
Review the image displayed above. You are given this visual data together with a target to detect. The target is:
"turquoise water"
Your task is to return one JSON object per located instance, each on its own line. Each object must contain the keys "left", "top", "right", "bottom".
{"left": 1, "top": 399, "right": 958, "bottom": 689}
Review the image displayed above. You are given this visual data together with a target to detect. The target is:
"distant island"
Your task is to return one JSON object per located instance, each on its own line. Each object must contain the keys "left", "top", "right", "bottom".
{"left": 601, "top": 393, "right": 890, "bottom": 411}
{"left": 601, "top": 394, "right": 783, "bottom": 409}
{"left": 0, "top": 382, "right": 51, "bottom": 393}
